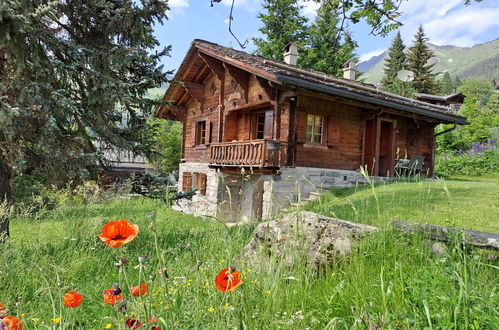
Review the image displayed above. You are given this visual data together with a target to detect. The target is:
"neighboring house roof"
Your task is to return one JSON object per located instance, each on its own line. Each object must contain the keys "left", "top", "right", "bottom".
{"left": 413, "top": 92, "right": 466, "bottom": 103}
{"left": 160, "top": 39, "right": 467, "bottom": 125}
{"left": 101, "top": 148, "right": 149, "bottom": 173}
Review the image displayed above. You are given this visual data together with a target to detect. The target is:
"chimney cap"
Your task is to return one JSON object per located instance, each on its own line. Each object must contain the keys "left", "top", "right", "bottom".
{"left": 343, "top": 59, "right": 357, "bottom": 69}
{"left": 283, "top": 42, "right": 299, "bottom": 52}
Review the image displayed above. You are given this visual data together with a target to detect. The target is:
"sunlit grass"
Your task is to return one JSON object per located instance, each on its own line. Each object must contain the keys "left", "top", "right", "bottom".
{"left": 1, "top": 179, "right": 498, "bottom": 328}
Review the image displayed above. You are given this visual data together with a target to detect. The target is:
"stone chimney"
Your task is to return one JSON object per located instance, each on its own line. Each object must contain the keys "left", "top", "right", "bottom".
{"left": 283, "top": 42, "right": 299, "bottom": 66}
{"left": 343, "top": 59, "right": 357, "bottom": 80}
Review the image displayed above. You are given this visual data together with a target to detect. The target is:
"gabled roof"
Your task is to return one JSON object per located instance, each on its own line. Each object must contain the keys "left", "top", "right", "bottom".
{"left": 413, "top": 92, "right": 465, "bottom": 103}
{"left": 160, "top": 39, "right": 467, "bottom": 125}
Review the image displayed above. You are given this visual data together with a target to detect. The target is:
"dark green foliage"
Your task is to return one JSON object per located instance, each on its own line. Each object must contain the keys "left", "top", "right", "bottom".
{"left": 150, "top": 119, "right": 183, "bottom": 173}
{"left": 253, "top": 0, "right": 308, "bottom": 61}
{"left": 0, "top": 0, "right": 171, "bottom": 238}
{"left": 454, "top": 76, "right": 463, "bottom": 88}
{"left": 407, "top": 26, "right": 440, "bottom": 94}
{"left": 0, "top": 0, "right": 171, "bottom": 185}
{"left": 436, "top": 150, "right": 498, "bottom": 177}
{"left": 440, "top": 72, "right": 454, "bottom": 95}
{"left": 381, "top": 31, "right": 407, "bottom": 93}
{"left": 436, "top": 96, "right": 499, "bottom": 153}
{"left": 298, "top": 1, "right": 356, "bottom": 76}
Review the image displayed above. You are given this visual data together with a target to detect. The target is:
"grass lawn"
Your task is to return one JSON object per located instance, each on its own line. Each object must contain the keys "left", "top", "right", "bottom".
{"left": 0, "top": 177, "right": 498, "bottom": 329}
{"left": 305, "top": 175, "right": 499, "bottom": 234}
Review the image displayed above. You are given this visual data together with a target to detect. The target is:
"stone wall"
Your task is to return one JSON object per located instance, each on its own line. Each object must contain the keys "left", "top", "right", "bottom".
{"left": 175, "top": 163, "right": 389, "bottom": 221}
{"left": 173, "top": 163, "right": 219, "bottom": 217}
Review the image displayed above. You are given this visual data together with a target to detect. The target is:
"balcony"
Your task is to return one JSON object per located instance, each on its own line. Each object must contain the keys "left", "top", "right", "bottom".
{"left": 210, "top": 140, "right": 287, "bottom": 168}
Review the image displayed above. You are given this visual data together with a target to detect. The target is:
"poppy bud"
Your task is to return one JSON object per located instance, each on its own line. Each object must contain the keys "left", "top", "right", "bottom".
{"left": 161, "top": 268, "right": 169, "bottom": 279}
{"left": 121, "top": 257, "right": 128, "bottom": 264}
{"left": 125, "top": 318, "right": 141, "bottom": 328}
{"left": 229, "top": 265, "right": 237, "bottom": 273}
{"left": 111, "top": 283, "right": 122, "bottom": 295}
{"left": 149, "top": 273, "right": 156, "bottom": 281}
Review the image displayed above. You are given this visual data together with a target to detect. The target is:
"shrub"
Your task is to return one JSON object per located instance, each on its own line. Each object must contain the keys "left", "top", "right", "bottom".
{"left": 436, "top": 140, "right": 499, "bottom": 176}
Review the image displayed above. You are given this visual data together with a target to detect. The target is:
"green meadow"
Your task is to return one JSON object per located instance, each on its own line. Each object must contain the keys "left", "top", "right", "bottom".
{"left": 1, "top": 176, "right": 498, "bottom": 329}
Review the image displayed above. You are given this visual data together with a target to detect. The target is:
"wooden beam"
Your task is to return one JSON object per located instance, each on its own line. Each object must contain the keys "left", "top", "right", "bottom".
{"left": 255, "top": 75, "right": 276, "bottom": 101}
{"left": 168, "top": 105, "right": 186, "bottom": 122}
{"left": 194, "top": 63, "right": 209, "bottom": 83}
{"left": 224, "top": 62, "right": 249, "bottom": 103}
{"left": 183, "top": 82, "right": 205, "bottom": 105}
{"left": 199, "top": 53, "right": 225, "bottom": 81}
{"left": 392, "top": 220, "right": 499, "bottom": 251}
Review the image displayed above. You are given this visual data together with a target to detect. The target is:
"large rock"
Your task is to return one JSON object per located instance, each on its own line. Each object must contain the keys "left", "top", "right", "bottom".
{"left": 243, "top": 211, "right": 378, "bottom": 269}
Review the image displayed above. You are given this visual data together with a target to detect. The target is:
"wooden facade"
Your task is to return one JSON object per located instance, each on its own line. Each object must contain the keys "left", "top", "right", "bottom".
{"left": 158, "top": 40, "right": 467, "bottom": 178}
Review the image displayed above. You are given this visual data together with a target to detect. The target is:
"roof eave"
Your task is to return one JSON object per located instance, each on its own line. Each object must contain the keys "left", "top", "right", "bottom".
{"left": 277, "top": 74, "right": 468, "bottom": 125}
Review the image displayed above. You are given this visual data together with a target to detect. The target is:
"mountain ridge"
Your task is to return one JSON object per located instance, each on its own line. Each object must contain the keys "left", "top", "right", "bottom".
{"left": 359, "top": 38, "right": 499, "bottom": 85}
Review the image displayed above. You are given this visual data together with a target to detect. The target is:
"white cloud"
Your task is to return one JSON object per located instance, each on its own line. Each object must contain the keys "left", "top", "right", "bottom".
{"left": 359, "top": 48, "right": 386, "bottom": 62}
{"left": 398, "top": 1, "right": 499, "bottom": 47}
{"left": 298, "top": 0, "right": 320, "bottom": 18}
{"left": 170, "top": 0, "right": 189, "bottom": 8}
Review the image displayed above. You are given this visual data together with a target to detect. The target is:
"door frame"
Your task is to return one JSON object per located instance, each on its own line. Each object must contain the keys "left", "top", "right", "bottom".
{"left": 363, "top": 117, "right": 397, "bottom": 177}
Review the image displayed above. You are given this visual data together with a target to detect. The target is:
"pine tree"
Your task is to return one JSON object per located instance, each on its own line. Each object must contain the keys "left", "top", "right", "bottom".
{"left": 0, "top": 0, "right": 171, "bottom": 240}
{"left": 298, "top": 1, "right": 356, "bottom": 76}
{"left": 454, "top": 76, "right": 463, "bottom": 89}
{"left": 381, "top": 31, "right": 407, "bottom": 92}
{"left": 253, "top": 0, "right": 308, "bottom": 61}
{"left": 440, "top": 72, "right": 454, "bottom": 95}
{"left": 407, "top": 26, "right": 439, "bottom": 94}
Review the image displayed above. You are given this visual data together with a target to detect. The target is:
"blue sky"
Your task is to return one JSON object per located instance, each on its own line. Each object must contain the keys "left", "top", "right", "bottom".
{"left": 155, "top": 0, "right": 499, "bottom": 71}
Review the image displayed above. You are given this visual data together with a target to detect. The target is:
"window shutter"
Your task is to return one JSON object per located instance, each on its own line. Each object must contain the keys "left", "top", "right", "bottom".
{"left": 199, "top": 173, "right": 207, "bottom": 195}
{"left": 263, "top": 110, "right": 274, "bottom": 139}
{"left": 327, "top": 116, "right": 341, "bottom": 146}
{"left": 182, "top": 172, "right": 192, "bottom": 192}
{"left": 188, "top": 122, "right": 196, "bottom": 147}
{"left": 205, "top": 118, "right": 211, "bottom": 144}
{"left": 296, "top": 111, "right": 307, "bottom": 143}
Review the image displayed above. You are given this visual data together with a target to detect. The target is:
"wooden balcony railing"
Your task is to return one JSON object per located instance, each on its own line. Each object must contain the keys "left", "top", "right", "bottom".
{"left": 210, "top": 140, "right": 287, "bottom": 167}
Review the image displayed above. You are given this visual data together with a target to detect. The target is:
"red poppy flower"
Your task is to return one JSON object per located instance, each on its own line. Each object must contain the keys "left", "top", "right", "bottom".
{"left": 125, "top": 318, "right": 141, "bottom": 328}
{"left": 130, "top": 283, "right": 147, "bottom": 297}
{"left": 148, "top": 317, "right": 160, "bottom": 329}
{"left": 63, "top": 290, "right": 83, "bottom": 308}
{"left": 215, "top": 268, "right": 242, "bottom": 292}
{"left": 98, "top": 219, "right": 139, "bottom": 248}
{"left": 103, "top": 288, "right": 123, "bottom": 305}
{"left": 2, "top": 316, "right": 23, "bottom": 330}
{"left": 0, "top": 300, "right": 4, "bottom": 310}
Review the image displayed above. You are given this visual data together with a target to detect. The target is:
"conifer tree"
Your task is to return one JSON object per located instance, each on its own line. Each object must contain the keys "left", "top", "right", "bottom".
{"left": 407, "top": 26, "right": 439, "bottom": 94}
{"left": 298, "top": 1, "right": 356, "bottom": 76}
{"left": 441, "top": 72, "right": 454, "bottom": 94}
{"left": 381, "top": 31, "right": 406, "bottom": 92}
{"left": 0, "top": 0, "right": 171, "bottom": 240}
{"left": 253, "top": 0, "right": 308, "bottom": 61}
{"left": 454, "top": 76, "right": 463, "bottom": 89}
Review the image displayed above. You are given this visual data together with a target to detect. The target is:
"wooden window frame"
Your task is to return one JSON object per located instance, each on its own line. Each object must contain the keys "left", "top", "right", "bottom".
{"left": 251, "top": 111, "right": 267, "bottom": 140}
{"left": 306, "top": 114, "right": 324, "bottom": 144}
{"left": 195, "top": 120, "right": 207, "bottom": 146}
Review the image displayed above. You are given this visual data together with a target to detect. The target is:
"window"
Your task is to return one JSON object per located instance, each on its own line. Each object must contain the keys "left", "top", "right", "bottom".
{"left": 196, "top": 120, "right": 206, "bottom": 146}
{"left": 254, "top": 113, "right": 266, "bottom": 139}
{"left": 182, "top": 172, "right": 207, "bottom": 195}
{"left": 306, "top": 114, "right": 324, "bottom": 144}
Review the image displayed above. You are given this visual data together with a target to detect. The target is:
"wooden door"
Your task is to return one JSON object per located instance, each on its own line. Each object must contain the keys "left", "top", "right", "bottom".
{"left": 378, "top": 120, "right": 396, "bottom": 177}
{"left": 363, "top": 119, "right": 377, "bottom": 175}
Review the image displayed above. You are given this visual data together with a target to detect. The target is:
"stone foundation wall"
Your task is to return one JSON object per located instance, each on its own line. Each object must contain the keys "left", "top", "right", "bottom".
{"left": 173, "top": 163, "right": 219, "bottom": 217}
{"left": 175, "top": 163, "right": 389, "bottom": 221}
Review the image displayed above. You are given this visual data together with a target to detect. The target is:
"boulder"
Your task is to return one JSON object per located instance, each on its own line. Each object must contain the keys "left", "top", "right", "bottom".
{"left": 243, "top": 211, "right": 378, "bottom": 269}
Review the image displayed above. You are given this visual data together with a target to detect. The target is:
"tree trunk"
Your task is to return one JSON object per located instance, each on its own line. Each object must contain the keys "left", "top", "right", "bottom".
{"left": 0, "top": 155, "right": 12, "bottom": 242}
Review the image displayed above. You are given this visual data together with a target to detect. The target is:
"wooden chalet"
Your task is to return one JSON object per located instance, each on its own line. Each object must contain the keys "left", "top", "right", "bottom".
{"left": 413, "top": 92, "right": 466, "bottom": 113}
{"left": 157, "top": 40, "right": 467, "bottom": 220}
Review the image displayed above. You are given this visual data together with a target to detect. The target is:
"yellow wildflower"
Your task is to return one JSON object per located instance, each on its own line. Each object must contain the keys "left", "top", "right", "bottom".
{"left": 219, "top": 259, "right": 224, "bottom": 263}
{"left": 208, "top": 307, "right": 215, "bottom": 313}
{"left": 265, "top": 290, "right": 271, "bottom": 294}
{"left": 20, "top": 313, "right": 25, "bottom": 317}
{"left": 52, "top": 317, "right": 61, "bottom": 323}
{"left": 105, "top": 324, "right": 112, "bottom": 329}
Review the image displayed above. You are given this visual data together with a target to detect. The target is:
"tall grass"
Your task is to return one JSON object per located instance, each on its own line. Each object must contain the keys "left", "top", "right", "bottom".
{"left": 0, "top": 183, "right": 498, "bottom": 328}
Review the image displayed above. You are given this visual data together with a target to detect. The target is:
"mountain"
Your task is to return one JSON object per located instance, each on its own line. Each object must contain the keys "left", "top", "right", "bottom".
{"left": 359, "top": 38, "right": 499, "bottom": 85}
